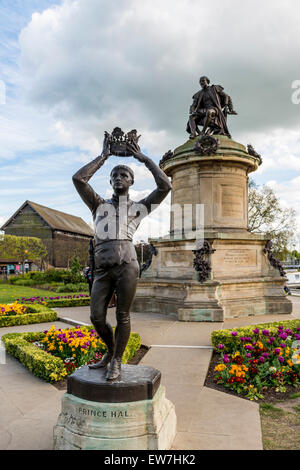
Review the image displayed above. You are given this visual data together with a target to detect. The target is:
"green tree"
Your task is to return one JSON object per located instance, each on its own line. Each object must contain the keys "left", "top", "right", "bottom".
{"left": 248, "top": 181, "right": 297, "bottom": 260}
{"left": 0, "top": 234, "right": 47, "bottom": 276}
{"left": 70, "top": 256, "right": 84, "bottom": 283}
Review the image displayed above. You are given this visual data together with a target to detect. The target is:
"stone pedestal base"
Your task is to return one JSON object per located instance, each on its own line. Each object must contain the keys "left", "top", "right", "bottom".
{"left": 53, "top": 365, "right": 176, "bottom": 450}
{"left": 133, "top": 232, "right": 292, "bottom": 321}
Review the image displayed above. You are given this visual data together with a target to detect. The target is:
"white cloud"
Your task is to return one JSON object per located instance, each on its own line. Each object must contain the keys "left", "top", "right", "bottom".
{"left": 265, "top": 176, "right": 300, "bottom": 222}
{"left": 240, "top": 129, "right": 300, "bottom": 176}
{"left": 18, "top": 0, "right": 300, "bottom": 157}
{"left": 2, "top": 0, "right": 300, "bottom": 237}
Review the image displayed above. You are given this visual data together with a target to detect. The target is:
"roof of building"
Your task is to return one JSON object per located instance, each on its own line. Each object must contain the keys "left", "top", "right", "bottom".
{"left": 1, "top": 200, "right": 94, "bottom": 237}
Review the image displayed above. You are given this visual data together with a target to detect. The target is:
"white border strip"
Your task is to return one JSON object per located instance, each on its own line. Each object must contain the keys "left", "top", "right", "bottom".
{"left": 59, "top": 317, "right": 90, "bottom": 326}
{"left": 150, "top": 345, "right": 213, "bottom": 349}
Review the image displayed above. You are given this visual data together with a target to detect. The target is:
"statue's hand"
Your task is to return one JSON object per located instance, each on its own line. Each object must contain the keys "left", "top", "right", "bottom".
{"left": 126, "top": 141, "right": 147, "bottom": 162}
{"left": 101, "top": 131, "right": 111, "bottom": 158}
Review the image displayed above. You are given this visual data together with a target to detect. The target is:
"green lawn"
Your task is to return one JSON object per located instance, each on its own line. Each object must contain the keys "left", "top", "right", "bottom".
{"left": 0, "top": 284, "right": 84, "bottom": 304}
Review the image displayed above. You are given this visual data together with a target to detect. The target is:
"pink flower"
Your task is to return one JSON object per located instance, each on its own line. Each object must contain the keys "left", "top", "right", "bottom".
{"left": 223, "top": 354, "right": 230, "bottom": 363}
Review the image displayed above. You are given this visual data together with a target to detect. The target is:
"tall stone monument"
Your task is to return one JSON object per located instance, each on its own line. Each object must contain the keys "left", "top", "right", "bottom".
{"left": 133, "top": 76, "right": 292, "bottom": 321}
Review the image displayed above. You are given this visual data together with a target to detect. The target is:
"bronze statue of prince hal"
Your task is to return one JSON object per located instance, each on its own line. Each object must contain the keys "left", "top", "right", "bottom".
{"left": 72, "top": 128, "right": 171, "bottom": 381}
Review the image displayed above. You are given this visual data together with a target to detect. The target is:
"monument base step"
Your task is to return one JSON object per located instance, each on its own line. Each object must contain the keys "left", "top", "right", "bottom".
{"left": 133, "top": 277, "right": 292, "bottom": 321}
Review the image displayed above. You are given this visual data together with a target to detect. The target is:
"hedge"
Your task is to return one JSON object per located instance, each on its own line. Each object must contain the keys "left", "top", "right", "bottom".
{"left": 44, "top": 297, "right": 90, "bottom": 308}
{"left": 56, "top": 283, "right": 89, "bottom": 293}
{"left": 211, "top": 319, "right": 300, "bottom": 353}
{"left": 2, "top": 327, "right": 141, "bottom": 383}
{"left": 0, "top": 304, "right": 58, "bottom": 328}
{"left": 2, "top": 331, "right": 66, "bottom": 382}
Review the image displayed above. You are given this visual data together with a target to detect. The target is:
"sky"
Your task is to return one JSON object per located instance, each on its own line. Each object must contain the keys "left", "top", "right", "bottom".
{"left": 1, "top": 0, "right": 300, "bottom": 244}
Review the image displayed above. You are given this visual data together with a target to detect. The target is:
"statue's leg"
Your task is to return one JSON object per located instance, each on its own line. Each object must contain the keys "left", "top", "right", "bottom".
{"left": 188, "top": 114, "right": 198, "bottom": 139}
{"left": 201, "top": 109, "right": 215, "bottom": 135}
{"left": 106, "top": 261, "right": 139, "bottom": 381}
{"left": 89, "top": 270, "right": 115, "bottom": 369}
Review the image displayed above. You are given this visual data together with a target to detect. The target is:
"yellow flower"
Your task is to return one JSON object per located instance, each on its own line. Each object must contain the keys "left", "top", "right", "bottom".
{"left": 232, "top": 352, "right": 240, "bottom": 358}
{"left": 214, "top": 364, "right": 227, "bottom": 372}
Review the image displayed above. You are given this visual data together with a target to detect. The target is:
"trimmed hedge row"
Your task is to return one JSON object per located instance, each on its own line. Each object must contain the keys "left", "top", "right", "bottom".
{"left": 211, "top": 319, "right": 300, "bottom": 353}
{"left": 2, "top": 331, "right": 66, "bottom": 382}
{"left": 44, "top": 297, "right": 91, "bottom": 308}
{"left": 2, "top": 327, "right": 141, "bottom": 383}
{"left": 0, "top": 304, "right": 58, "bottom": 328}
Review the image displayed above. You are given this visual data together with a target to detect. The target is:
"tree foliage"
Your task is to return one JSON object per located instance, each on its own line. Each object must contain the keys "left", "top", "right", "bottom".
{"left": 248, "top": 181, "right": 297, "bottom": 259}
{"left": 69, "top": 256, "right": 84, "bottom": 283}
{"left": 0, "top": 235, "right": 47, "bottom": 270}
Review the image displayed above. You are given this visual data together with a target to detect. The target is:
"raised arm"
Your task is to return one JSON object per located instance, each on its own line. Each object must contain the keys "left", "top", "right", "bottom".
{"left": 127, "top": 141, "right": 172, "bottom": 212}
{"left": 72, "top": 134, "right": 110, "bottom": 215}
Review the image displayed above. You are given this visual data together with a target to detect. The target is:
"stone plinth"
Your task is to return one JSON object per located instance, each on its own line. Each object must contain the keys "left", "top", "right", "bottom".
{"left": 164, "top": 136, "right": 258, "bottom": 233}
{"left": 53, "top": 365, "right": 177, "bottom": 450}
{"left": 133, "top": 136, "right": 292, "bottom": 321}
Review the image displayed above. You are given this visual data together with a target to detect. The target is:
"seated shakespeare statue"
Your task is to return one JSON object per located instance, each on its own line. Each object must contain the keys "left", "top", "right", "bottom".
{"left": 186, "top": 76, "right": 237, "bottom": 139}
{"left": 72, "top": 130, "right": 171, "bottom": 381}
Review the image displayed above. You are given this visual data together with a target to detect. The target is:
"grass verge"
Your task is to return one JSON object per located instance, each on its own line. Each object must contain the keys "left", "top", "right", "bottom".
{"left": 260, "top": 402, "right": 300, "bottom": 450}
{"left": 0, "top": 284, "right": 86, "bottom": 304}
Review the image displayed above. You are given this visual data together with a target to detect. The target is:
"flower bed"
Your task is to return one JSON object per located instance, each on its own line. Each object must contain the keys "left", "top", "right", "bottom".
{"left": 2, "top": 326, "right": 141, "bottom": 383}
{"left": 16, "top": 294, "right": 90, "bottom": 308}
{"left": 0, "top": 303, "right": 57, "bottom": 327}
{"left": 211, "top": 320, "right": 300, "bottom": 400}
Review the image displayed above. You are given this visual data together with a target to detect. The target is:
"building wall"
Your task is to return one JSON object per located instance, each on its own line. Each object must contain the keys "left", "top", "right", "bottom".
{"left": 4, "top": 204, "right": 92, "bottom": 268}
{"left": 52, "top": 231, "right": 91, "bottom": 268}
{"left": 4, "top": 204, "right": 52, "bottom": 239}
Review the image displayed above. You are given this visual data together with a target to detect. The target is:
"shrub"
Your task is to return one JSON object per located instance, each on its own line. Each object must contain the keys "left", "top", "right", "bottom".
{"left": 28, "top": 269, "right": 71, "bottom": 284}
{"left": 40, "top": 269, "right": 70, "bottom": 283}
{"left": 2, "top": 326, "right": 141, "bottom": 382}
{"left": 56, "top": 283, "right": 89, "bottom": 293}
{"left": 13, "top": 279, "right": 37, "bottom": 287}
{"left": 9, "top": 269, "right": 87, "bottom": 287}
{"left": 34, "top": 282, "right": 65, "bottom": 291}
{"left": 211, "top": 319, "right": 300, "bottom": 353}
{"left": 8, "top": 275, "right": 20, "bottom": 285}
{"left": 0, "top": 304, "right": 57, "bottom": 327}
{"left": 45, "top": 297, "right": 90, "bottom": 308}
{"left": 69, "top": 256, "right": 84, "bottom": 284}
{"left": 2, "top": 332, "right": 67, "bottom": 382}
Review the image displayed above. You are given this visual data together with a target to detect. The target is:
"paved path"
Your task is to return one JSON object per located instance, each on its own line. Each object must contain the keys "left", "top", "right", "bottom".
{"left": 0, "top": 297, "right": 299, "bottom": 450}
